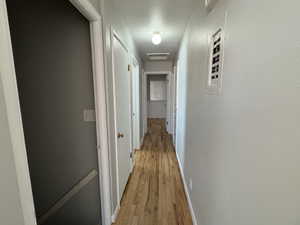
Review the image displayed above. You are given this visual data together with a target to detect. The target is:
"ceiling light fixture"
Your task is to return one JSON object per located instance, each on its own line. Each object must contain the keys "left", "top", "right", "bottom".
{"left": 152, "top": 32, "right": 162, "bottom": 45}
{"left": 147, "top": 53, "right": 170, "bottom": 61}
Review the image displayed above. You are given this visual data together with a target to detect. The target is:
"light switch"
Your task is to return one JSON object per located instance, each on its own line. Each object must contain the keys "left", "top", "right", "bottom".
{"left": 83, "top": 109, "right": 96, "bottom": 122}
{"left": 189, "top": 178, "right": 193, "bottom": 191}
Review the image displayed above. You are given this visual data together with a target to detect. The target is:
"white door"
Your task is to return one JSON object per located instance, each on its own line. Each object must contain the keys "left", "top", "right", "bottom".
{"left": 142, "top": 72, "right": 148, "bottom": 135}
{"left": 131, "top": 59, "right": 140, "bottom": 150}
{"left": 173, "top": 66, "right": 178, "bottom": 144}
{"left": 112, "top": 36, "right": 132, "bottom": 201}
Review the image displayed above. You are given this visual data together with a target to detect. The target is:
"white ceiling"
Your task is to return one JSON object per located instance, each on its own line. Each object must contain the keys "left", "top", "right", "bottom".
{"left": 111, "top": 0, "right": 200, "bottom": 61}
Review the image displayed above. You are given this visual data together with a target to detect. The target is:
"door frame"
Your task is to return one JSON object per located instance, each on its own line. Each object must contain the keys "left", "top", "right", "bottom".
{"left": 0, "top": 1, "right": 111, "bottom": 225}
{"left": 142, "top": 71, "right": 173, "bottom": 135}
{"left": 110, "top": 28, "right": 133, "bottom": 210}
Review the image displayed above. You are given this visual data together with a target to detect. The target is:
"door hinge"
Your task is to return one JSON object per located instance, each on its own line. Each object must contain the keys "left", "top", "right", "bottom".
{"left": 130, "top": 152, "right": 133, "bottom": 158}
{"left": 128, "top": 64, "right": 131, "bottom": 71}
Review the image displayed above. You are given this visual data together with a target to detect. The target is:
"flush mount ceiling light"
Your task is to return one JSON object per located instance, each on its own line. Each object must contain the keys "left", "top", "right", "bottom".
{"left": 147, "top": 53, "right": 170, "bottom": 61}
{"left": 152, "top": 32, "right": 162, "bottom": 45}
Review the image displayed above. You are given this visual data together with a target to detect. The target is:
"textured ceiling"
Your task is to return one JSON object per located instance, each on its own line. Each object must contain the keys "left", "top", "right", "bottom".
{"left": 111, "top": 0, "right": 200, "bottom": 61}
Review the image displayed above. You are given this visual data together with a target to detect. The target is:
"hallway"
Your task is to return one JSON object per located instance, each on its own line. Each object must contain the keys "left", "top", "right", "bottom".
{"left": 114, "top": 119, "right": 193, "bottom": 225}
{"left": 2, "top": 0, "right": 300, "bottom": 225}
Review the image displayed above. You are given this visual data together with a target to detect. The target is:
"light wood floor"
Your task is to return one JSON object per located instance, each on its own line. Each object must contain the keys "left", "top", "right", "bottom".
{"left": 113, "top": 119, "right": 193, "bottom": 225}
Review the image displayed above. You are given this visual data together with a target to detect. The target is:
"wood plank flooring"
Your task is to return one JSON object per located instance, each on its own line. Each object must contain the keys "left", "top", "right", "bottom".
{"left": 113, "top": 119, "right": 193, "bottom": 225}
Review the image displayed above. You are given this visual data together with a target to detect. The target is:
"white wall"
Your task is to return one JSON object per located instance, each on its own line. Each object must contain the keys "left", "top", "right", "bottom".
{"left": 177, "top": 1, "right": 300, "bottom": 225}
{"left": 87, "top": 0, "right": 100, "bottom": 10}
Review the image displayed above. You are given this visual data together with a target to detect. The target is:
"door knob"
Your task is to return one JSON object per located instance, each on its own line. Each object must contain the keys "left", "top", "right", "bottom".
{"left": 117, "top": 132, "right": 124, "bottom": 139}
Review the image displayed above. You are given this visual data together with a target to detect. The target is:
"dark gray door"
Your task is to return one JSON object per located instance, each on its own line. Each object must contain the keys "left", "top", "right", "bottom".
{"left": 7, "top": 1, "right": 102, "bottom": 224}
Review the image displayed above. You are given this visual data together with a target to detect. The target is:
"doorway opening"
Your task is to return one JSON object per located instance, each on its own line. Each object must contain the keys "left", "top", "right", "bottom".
{"left": 142, "top": 71, "right": 176, "bottom": 138}
{"left": 147, "top": 74, "right": 168, "bottom": 125}
{"left": 5, "top": 0, "right": 111, "bottom": 225}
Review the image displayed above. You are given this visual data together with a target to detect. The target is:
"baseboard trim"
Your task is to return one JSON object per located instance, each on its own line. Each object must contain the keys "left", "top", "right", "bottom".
{"left": 175, "top": 152, "right": 198, "bottom": 225}
{"left": 111, "top": 204, "right": 120, "bottom": 223}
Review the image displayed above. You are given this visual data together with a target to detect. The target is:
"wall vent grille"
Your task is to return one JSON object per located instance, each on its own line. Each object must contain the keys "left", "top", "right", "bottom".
{"left": 207, "top": 28, "right": 223, "bottom": 93}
